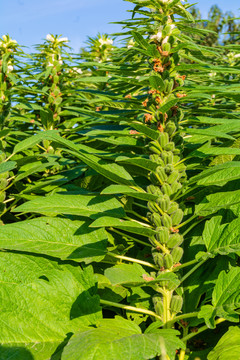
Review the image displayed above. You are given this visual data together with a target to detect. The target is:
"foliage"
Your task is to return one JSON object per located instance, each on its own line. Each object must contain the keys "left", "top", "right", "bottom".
{"left": 0, "top": 1, "right": 240, "bottom": 359}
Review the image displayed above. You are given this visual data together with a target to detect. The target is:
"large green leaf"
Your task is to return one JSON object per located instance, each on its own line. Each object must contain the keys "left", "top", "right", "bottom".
{"left": 198, "top": 267, "right": 240, "bottom": 328}
{"left": 90, "top": 216, "right": 155, "bottom": 237}
{"left": 0, "top": 252, "right": 101, "bottom": 360}
{"left": 0, "top": 161, "right": 17, "bottom": 174}
{"left": 195, "top": 190, "right": 240, "bottom": 216}
{"left": 203, "top": 216, "right": 240, "bottom": 255}
{"left": 0, "top": 217, "right": 108, "bottom": 263}
{"left": 62, "top": 317, "right": 185, "bottom": 360}
{"left": 13, "top": 194, "right": 125, "bottom": 219}
{"left": 208, "top": 326, "right": 240, "bottom": 360}
{"left": 102, "top": 184, "right": 158, "bottom": 201}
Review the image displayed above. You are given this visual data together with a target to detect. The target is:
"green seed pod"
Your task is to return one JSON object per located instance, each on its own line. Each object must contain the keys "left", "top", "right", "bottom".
{"left": 0, "top": 178, "right": 8, "bottom": 190}
{"left": 157, "top": 194, "right": 170, "bottom": 212}
{"left": 171, "top": 246, "right": 184, "bottom": 263}
{"left": 171, "top": 181, "right": 182, "bottom": 193}
{"left": 164, "top": 253, "right": 173, "bottom": 269}
{"left": 156, "top": 166, "right": 168, "bottom": 182}
{"left": 149, "top": 154, "right": 159, "bottom": 163}
{"left": 164, "top": 164, "right": 174, "bottom": 175}
{"left": 152, "top": 294, "right": 164, "bottom": 316}
{"left": 157, "top": 132, "right": 169, "bottom": 148}
{"left": 161, "top": 183, "right": 173, "bottom": 196}
{"left": 147, "top": 184, "right": 160, "bottom": 195}
{"left": 147, "top": 201, "right": 159, "bottom": 214}
{"left": 149, "top": 172, "right": 160, "bottom": 186}
{"left": 166, "top": 79, "right": 174, "bottom": 94}
{"left": 150, "top": 212, "right": 162, "bottom": 228}
{"left": 155, "top": 226, "right": 169, "bottom": 244}
{"left": 167, "top": 233, "right": 183, "bottom": 248}
{"left": 171, "top": 208, "right": 184, "bottom": 226}
{"left": 167, "top": 202, "right": 179, "bottom": 214}
{"left": 161, "top": 213, "right": 172, "bottom": 228}
{"left": 170, "top": 295, "right": 183, "bottom": 314}
{"left": 152, "top": 251, "right": 164, "bottom": 268}
{"left": 162, "top": 42, "right": 171, "bottom": 53}
{"left": 149, "top": 146, "right": 161, "bottom": 155}
{"left": 149, "top": 236, "right": 157, "bottom": 247}
{"left": 173, "top": 155, "right": 181, "bottom": 164}
{"left": 164, "top": 142, "right": 175, "bottom": 151}
{"left": 165, "top": 121, "right": 176, "bottom": 136}
{"left": 167, "top": 170, "right": 179, "bottom": 184}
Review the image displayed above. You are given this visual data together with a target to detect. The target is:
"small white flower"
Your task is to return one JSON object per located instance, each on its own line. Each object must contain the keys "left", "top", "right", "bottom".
{"left": 162, "top": 36, "right": 169, "bottom": 45}
{"left": 169, "top": 24, "right": 175, "bottom": 31}
{"left": 46, "top": 34, "right": 54, "bottom": 42}
{"left": 11, "top": 39, "right": 17, "bottom": 44}
{"left": 212, "top": 94, "right": 216, "bottom": 99}
{"left": 234, "top": 54, "right": 240, "bottom": 58}
{"left": 2, "top": 35, "right": 7, "bottom": 42}
{"left": 47, "top": 62, "right": 54, "bottom": 67}
{"left": 7, "top": 65, "right": 14, "bottom": 72}
{"left": 181, "top": 0, "right": 186, "bottom": 2}
{"left": 150, "top": 31, "right": 163, "bottom": 42}
{"left": 127, "top": 39, "right": 135, "bottom": 49}
{"left": 58, "top": 60, "right": 63, "bottom": 65}
{"left": 73, "top": 67, "right": 83, "bottom": 74}
{"left": 58, "top": 37, "right": 69, "bottom": 43}
{"left": 0, "top": 41, "right": 2, "bottom": 46}
{"left": 99, "top": 38, "right": 113, "bottom": 47}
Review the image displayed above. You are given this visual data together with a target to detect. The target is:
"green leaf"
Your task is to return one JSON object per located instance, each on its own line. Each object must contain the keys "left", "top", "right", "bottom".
{"left": 199, "top": 267, "right": 240, "bottom": 328}
{"left": 132, "top": 31, "right": 149, "bottom": 49}
{"left": 101, "top": 184, "right": 158, "bottom": 201}
{"left": 13, "top": 194, "right": 125, "bottom": 219}
{"left": 208, "top": 327, "right": 240, "bottom": 360}
{"left": 116, "top": 156, "right": 158, "bottom": 172}
{"left": 195, "top": 190, "right": 240, "bottom": 216}
{"left": 0, "top": 252, "right": 101, "bottom": 360}
{"left": 0, "top": 217, "right": 108, "bottom": 263}
{"left": 105, "top": 263, "right": 147, "bottom": 285}
{"left": 203, "top": 216, "right": 240, "bottom": 255}
{"left": 185, "top": 128, "right": 235, "bottom": 140}
{"left": 130, "top": 121, "right": 159, "bottom": 140}
{"left": 149, "top": 74, "right": 165, "bottom": 91}
{"left": 62, "top": 317, "right": 185, "bottom": 360}
{"left": 158, "top": 99, "right": 178, "bottom": 114}
{"left": 90, "top": 216, "right": 156, "bottom": 237}
{"left": 0, "top": 161, "right": 16, "bottom": 174}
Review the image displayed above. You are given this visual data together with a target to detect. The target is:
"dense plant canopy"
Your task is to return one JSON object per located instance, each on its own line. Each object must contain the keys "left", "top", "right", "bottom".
{"left": 0, "top": 1, "right": 240, "bottom": 359}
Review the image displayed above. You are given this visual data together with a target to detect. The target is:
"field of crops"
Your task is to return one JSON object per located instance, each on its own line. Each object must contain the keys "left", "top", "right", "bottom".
{"left": 0, "top": 0, "right": 240, "bottom": 359}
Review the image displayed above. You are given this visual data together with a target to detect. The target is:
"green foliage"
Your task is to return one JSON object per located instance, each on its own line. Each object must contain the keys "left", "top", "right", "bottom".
{"left": 0, "top": 1, "right": 240, "bottom": 359}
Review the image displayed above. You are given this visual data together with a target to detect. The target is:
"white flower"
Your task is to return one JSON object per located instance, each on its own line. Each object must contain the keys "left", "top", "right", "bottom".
{"left": 11, "top": 39, "right": 17, "bottom": 44}
{"left": 99, "top": 38, "right": 113, "bottom": 47}
{"left": 47, "top": 62, "right": 54, "bottom": 67}
{"left": 73, "top": 67, "right": 83, "bottom": 74}
{"left": 0, "top": 41, "right": 2, "bottom": 46}
{"left": 169, "top": 24, "right": 175, "bottom": 31}
{"left": 58, "top": 37, "right": 69, "bottom": 43}
{"left": 162, "top": 36, "right": 169, "bottom": 45}
{"left": 150, "top": 31, "right": 163, "bottom": 42}
{"left": 7, "top": 65, "right": 13, "bottom": 72}
{"left": 212, "top": 94, "right": 216, "bottom": 99}
{"left": 234, "top": 54, "right": 240, "bottom": 59}
{"left": 181, "top": 0, "right": 186, "bottom": 2}
{"left": 2, "top": 35, "right": 7, "bottom": 42}
{"left": 46, "top": 34, "right": 54, "bottom": 42}
{"left": 127, "top": 39, "right": 135, "bottom": 49}
{"left": 58, "top": 60, "right": 63, "bottom": 65}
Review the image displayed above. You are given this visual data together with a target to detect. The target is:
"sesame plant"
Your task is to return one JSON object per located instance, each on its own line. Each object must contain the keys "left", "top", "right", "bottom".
{"left": 0, "top": 1, "right": 240, "bottom": 360}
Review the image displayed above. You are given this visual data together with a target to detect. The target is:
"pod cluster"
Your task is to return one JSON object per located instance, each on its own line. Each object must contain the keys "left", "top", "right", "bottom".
{"left": 147, "top": 130, "right": 186, "bottom": 271}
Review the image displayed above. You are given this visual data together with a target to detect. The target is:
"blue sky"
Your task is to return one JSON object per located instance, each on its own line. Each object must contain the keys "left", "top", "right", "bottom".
{"left": 1, "top": 0, "right": 239, "bottom": 52}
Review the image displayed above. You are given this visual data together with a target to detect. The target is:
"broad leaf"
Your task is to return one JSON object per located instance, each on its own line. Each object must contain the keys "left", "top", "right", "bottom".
{"left": 0, "top": 217, "right": 108, "bottom": 263}
{"left": 0, "top": 252, "right": 101, "bottom": 360}
{"left": 208, "top": 326, "right": 240, "bottom": 360}
{"left": 13, "top": 194, "right": 125, "bottom": 219}
{"left": 62, "top": 317, "right": 185, "bottom": 360}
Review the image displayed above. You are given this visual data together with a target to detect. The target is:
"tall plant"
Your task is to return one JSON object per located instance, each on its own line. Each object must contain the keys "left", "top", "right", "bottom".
{"left": 0, "top": 1, "right": 240, "bottom": 360}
